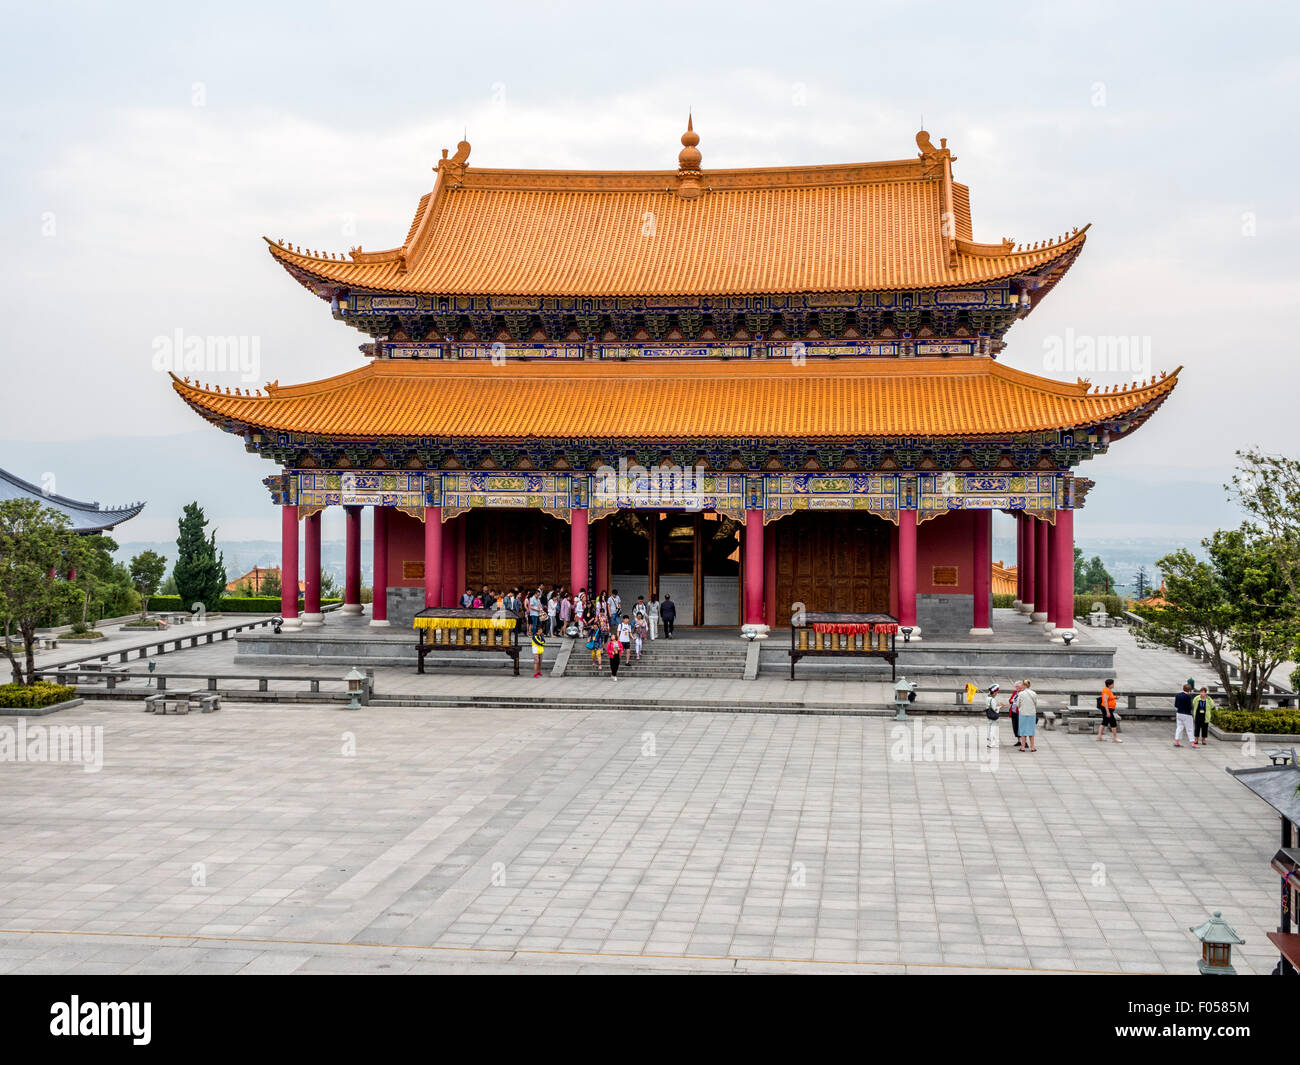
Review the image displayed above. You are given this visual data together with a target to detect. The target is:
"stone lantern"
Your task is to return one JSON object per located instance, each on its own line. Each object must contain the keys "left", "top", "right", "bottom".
{"left": 1189, "top": 910, "right": 1245, "bottom": 975}
{"left": 893, "top": 677, "right": 918, "bottom": 721}
{"left": 343, "top": 666, "right": 366, "bottom": 710}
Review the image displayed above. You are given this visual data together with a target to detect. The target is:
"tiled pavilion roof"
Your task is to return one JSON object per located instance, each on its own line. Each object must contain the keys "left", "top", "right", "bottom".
{"left": 172, "top": 357, "right": 1179, "bottom": 442}
{"left": 266, "top": 126, "right": 1087, "bottom": 299}
{"left": 0, "top": 467, "right": 145, "bottom": 533}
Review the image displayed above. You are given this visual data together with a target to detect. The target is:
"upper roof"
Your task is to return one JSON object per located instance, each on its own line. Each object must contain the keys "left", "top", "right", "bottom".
{"left": 0, "top": 467, "right": 145, "bottom": 533}
{"left": 172, "top": 357, "right": 1178, "bottom": 442}
{"left": 267, "top": 124, "right": 1088, "bottom": 299}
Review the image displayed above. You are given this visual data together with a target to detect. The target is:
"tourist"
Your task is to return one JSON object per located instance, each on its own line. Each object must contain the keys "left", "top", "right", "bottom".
{"left": 530, "top": 629, "right": 546, "bottom": 678}
{"left": 471, "top": 592, "right": 483, "bottom": 608}
{"left": 606, "top": 632, "right": 623, "bottom": 681}
{"left": 1007, "top": 681, "right": 1022, "bottom": 746}
{"left": 1017, "top": 679, "right": 1038, "bottom": 752}
{"left": 528, "top": 588, "right": 542, "bottom": 636}
{"left": 587, "top": 628, "right": 602, "bottom": 672}
{"left": 648, "top": 594, "right": 660, "bottom": 640}
{"left": 461, "top": 588, "right": 473, "bottom": 608}
{"left": 611, "top": 588, "right": 622, "bottom": 619}
{"left": 633, "top": 612, "right": 647, "bottom": 660}
{"left": 547, "top": 592, "right": 559, "bottom": 635}
{"left": 1174, "top": 683, "right": 1195, "bottom": 748}
{"left": 1191, "top": 686, "right": 1216, "bottom": 748}
{"left": 660, "top": 594, "right": 677, "bottom": 638}
{"left": 617, "top": 615, "right": 632, "bottom": 658}
{"left": 559, "top": 592, "right": 572, "bottom": 631}
{"left": 1097, "top": 678, "right": 1121, "bottom": 743}
{"left": 984, "top": 683, "right": 1001, "bottom": 749}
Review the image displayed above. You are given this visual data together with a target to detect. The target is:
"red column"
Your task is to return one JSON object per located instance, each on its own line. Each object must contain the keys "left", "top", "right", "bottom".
{"left": 1021, "top": 515, "right": 1036, "bottom": 616}
{"left": 1033, "top": 516, "right": 1050, "bottom": 623}
{"left": 280, "top": 504, "right": 300, "bottom": 627}
{"left": 1051, "top": 508, "right": 1075, "bottom": 638}
{"left": 570, "top": 508, "right": 589, "bottom": 596}
{"left": 889, "top": 522, "right": 900, "bottom": 619}
{"left": 594, "top": 519, "right": 609, "bottom": 594}
{"left": 440, "top": 516, "right": 458, "bottom": 608}
{"left": 455, "top": 515, "right": 468, "bottom": 606}
{"left": 1014, "top": 515, "right": 1025, "bottom": 607}
{"left": 371, "top": 505, "right": 389, "bottom": 626}
{"left": 971, "top": 509, "right": 992, "bottom": 635}
{"left": 898, "top": 509, "right": 919, "bottom": 637}
{"left": 743, "top": 509, "right": 764, "bottom": 626}
{"left": 424, "top": 507, "right": 443, "bottom": 609}
{"left": 763, "top": 526, "right": 776, "bottom": 627}
{"left": 302, "top": 511, "right": 322, "bottom": 624}
{"left": 343, "top": 506, "right": 362, "bottom": 615}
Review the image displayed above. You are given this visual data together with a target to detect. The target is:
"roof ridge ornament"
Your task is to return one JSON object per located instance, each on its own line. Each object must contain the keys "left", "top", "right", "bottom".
{"left": 438, "top": 138, "right": 472, "bottom": 182}
{"left": 676, "top": 114, "right": 703, "bottom": 200}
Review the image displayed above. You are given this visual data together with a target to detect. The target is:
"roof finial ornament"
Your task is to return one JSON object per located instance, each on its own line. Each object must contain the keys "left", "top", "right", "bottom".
{"left": 676, "top": 113, "right": 703, "bottom": 200}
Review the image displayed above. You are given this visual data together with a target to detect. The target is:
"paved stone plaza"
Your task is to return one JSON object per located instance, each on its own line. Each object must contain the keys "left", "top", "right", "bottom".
{"left": 0, "top": 693, "right": 1285, "bottom": 974}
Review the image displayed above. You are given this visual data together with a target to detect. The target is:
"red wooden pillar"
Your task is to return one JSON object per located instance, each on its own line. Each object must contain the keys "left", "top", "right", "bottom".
{"left": 1021, "top": 514, "right": 1036, "bottom": 617}
{"left": 594, "top": 519, "right": 609, "bottom": 594}
{"left": 371, "top": 505, "right": 389, "bottom": 626}
{"left": 424, "top": 507, "right": 443, "bottom": 609}
{"left": 1050, "top": 508, "right": 1075, "bottom": 639}
{"left": 763, "top": 524, "right": 776, "bottom": 627}
{"left": 970, "top": 509, "right": 992, "bottom": 635}
{"left": 1013, "top": 514, "right": 1025, "bottom": 608}
{"left": 898, "top": 509, "right": 919, "bottom": 638}
{"left": 302, "top": 510, "right": 323, "bottom": 625}
{"left": 889, "top": 521, "right": 900, "bottom": 619}
{"left": 280, "top": 504, "right": 300, "bottom": 627}
{"left": 440, "top": 516, "right": 458, "bottom": 608}
{"left": 743, "top": 509, "right": 764, "bottom": 626}
{"left": 570, "top": 508, "right": 589, "bottom": 597}
{"left": 1033, "top": 516, "right": 1050, "bottom": 623}
{"left": 343, "top": 505, "right": 362, "bottom": 615}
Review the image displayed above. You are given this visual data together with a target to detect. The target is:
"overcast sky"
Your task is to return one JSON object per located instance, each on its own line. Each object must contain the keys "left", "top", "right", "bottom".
{"left": 2, "top": 0, "right": 1296, "bottom": 546}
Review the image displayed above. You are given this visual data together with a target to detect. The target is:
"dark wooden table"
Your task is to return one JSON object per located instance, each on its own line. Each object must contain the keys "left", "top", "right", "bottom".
{"left": 789, "top": 611, "right": 898, "bottom": 681}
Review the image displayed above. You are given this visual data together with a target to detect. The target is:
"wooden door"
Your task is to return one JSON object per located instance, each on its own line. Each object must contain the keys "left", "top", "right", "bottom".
{"left": 772, "top": 511, "right": 891, "bottom": 623}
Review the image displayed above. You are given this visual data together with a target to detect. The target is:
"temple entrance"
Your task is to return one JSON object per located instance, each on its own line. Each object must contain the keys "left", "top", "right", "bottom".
{"left": 771, "top": 511, "right": 891, "bottom": 623}
{"left": 463, "top": 508, "right": 568, "bottom": 595}
{"left": 609, "top": 510, "right": 740, "bottom": 626}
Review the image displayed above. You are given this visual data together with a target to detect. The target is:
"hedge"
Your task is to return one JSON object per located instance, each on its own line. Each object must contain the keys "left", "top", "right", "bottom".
{"left": 0, "top": 682, "right": 77, "bottom": 708}
{"left": 1075, "top": 593, "right": 1124, "bottom": 618}
{"left": 143, "top": 596, "right": 342, "bottom": 614}
{"left": 992, "top": 593, "right": 1016, "bottom": 609}
{"left": 1213, "top": 709, "right": 1300, "bottom": 735}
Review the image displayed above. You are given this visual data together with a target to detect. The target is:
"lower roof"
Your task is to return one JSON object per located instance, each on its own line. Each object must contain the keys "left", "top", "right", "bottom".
{"left": 172, "top": 357, "right": 1178, "bottom": 442}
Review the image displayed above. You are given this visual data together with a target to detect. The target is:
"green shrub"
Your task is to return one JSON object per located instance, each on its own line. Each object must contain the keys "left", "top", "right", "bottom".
{"left": 142, "top": 595, "right": 342, "bottom": 614}
{"left": 0, "top": 682, "right": 77, "bottom": 708}
{"left": 1075, "top": 593, "right": 1124, "bottom": 619}
{"left": 62, "top": 631, "right": 104, "bottom": 640}
{"left": 1213, "top": 709, "right": 1300, "bottom": 735}
{"left": 992, "top": 593, "right": 1016, "bottom": 609}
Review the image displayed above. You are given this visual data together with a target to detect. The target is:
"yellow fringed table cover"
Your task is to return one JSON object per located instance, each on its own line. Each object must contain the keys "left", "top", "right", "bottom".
{"left": 413, "top": 612, "right": 517, "bottom": 631}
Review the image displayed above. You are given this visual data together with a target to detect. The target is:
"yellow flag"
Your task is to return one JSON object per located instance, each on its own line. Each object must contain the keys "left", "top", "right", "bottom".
{"left": 964, "top": 683, "right": 978, "bottom": 704}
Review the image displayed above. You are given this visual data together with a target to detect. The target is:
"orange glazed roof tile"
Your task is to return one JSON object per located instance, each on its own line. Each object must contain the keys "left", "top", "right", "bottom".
{"left": 172, "top": 358, "right": 1178, "bottom": 442}
{"left": 992, "top": 560, "right": 1018, "bottom": 597}
{"left": 266, "top": 127, "right": 1087, "bottom": 298}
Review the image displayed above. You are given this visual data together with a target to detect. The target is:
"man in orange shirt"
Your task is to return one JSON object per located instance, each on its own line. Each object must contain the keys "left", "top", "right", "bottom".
{"left": 1097, "top": 678, "right": 1122, "bottom": 743}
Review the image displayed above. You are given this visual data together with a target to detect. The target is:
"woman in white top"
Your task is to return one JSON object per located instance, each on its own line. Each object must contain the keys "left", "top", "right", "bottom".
{"left": 647, "top": 595, "right": 660, "bottom": 640}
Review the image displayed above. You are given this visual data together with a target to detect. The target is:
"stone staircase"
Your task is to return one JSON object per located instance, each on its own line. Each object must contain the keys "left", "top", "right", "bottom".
{"left": 560, "top": 634, "right": 749, "bottom": 679}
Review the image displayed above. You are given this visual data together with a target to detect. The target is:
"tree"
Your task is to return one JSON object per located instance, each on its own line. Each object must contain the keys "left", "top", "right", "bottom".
{"left": 259, "top": 570, "right": 281, "bottom": 598}
{"left": 1082, "top": 556, "right": 1114, "bottom": 595}
{"left": 1136, "top": 526, "right": 1300, "bottom": 711}
{"left": 1132, "top": 565, "right": 1152, "bottom": 601}
{"left": 129, "top": 551, "right": 168, "bottom": 622}
{"left": 320, "top": 571, "right": 339, "bottom": 599}
{"left": 1232, "top": 448, "right": 1300, "bottom": 601}
{"left": 172, "top": 502, "right": 227, "bottom": 610}
{"left": 0, "top": 499, "right": 93, "bottom": 685}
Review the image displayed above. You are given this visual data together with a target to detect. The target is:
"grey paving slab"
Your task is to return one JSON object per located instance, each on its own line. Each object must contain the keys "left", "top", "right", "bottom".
{"left": 0, "top": 691, "right": 1285, "bottom": 974}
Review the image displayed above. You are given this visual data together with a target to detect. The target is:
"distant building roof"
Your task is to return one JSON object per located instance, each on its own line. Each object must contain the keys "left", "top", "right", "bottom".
{"left": 225, "top": 565, "right": 303, "bottom": 594}
{"left": 992, "top": 560, "right": 1017, "bottom": 597}
{"left": 0, "top": 467, "right": 145, "bottom": 534}
{"left": 1226, "top": 757, "right": 1300, "bottom": 825}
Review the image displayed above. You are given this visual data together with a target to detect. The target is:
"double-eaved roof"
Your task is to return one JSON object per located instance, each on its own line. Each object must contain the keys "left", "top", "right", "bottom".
{"left": 0, "top": 467, "right": 145, "bottom": 533}
{"left": 266, "top": 125, "right": 1087, "bottom": 300}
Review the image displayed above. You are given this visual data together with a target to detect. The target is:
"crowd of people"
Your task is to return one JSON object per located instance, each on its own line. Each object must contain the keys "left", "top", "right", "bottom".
{"left": 458, "top": 584, "right": 681, "bottom": 680}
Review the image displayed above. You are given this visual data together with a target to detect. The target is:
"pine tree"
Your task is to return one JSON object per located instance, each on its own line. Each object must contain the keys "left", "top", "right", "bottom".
{"left": 172, "top": 502, "right": 227, "bottom": 610}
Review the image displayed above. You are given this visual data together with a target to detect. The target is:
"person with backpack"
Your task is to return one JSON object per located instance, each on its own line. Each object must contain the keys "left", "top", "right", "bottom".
{"left": 606, "top": 633, "right": 623, "bottom": 681}
{"left": 617, "top": 615, "right": 633, "bottom": 659}
{"left": 984, "top": 683, "right": 1001, "bottom": 749}
{"left": 1097, "top": 678, "right": 1122, "bottom": 743}
{"left": 660, "top": 594, "right": 677, "bottom": 638}
{"left": 1191, "top": 686, "right": 1216, "bottom": 747}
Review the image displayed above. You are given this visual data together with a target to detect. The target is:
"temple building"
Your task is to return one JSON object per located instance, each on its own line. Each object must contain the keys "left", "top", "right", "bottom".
{"left": 173, "top": 120, "right": 1176, "bottom": 640}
